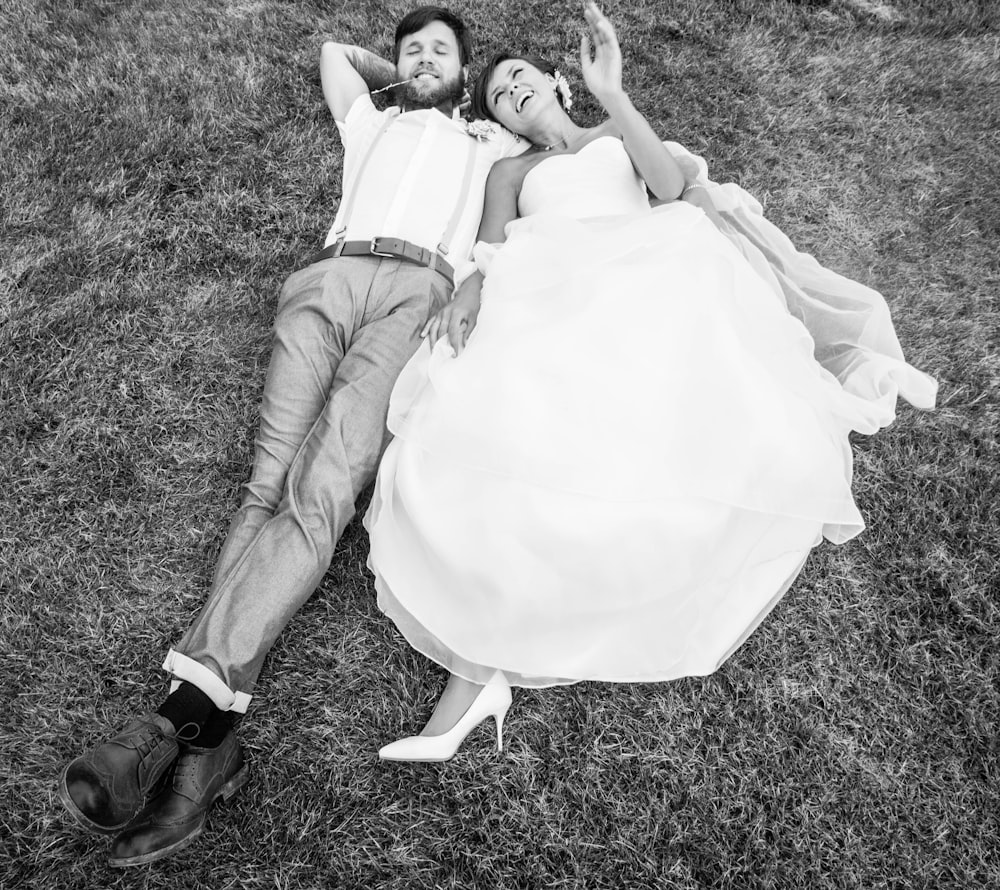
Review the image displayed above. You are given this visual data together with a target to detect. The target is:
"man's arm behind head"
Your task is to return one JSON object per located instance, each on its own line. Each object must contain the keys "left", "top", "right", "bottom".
{"left": 320, "top": 42, "right": 396, "bottom": 123}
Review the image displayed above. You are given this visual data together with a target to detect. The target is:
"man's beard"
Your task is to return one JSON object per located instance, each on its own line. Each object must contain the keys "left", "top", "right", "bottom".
{"left": 396, "top": 71, "right": 465, "bottom": 110}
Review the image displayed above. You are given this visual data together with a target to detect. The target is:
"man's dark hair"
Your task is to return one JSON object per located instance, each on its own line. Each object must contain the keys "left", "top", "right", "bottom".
{"left": 394, "top": 6, "right": 472, "bottom": 67}
{"left": 471, "top": 53, "right": 556, "bottom": 122}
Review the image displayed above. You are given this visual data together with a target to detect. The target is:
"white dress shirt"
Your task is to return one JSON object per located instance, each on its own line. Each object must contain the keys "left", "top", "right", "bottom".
{"left": 327, "top": 96, "right": 525, "bottom": 276}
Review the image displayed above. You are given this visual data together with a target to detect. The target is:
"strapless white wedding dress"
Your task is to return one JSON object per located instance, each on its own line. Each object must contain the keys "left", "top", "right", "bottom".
{"left": 364, "top": 136, "right": 933, "bottom": 687}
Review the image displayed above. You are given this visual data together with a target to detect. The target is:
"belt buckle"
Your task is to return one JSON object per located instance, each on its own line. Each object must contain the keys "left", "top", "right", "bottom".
{"left": 370, "top": 237, "right": 396, "bottom": 258}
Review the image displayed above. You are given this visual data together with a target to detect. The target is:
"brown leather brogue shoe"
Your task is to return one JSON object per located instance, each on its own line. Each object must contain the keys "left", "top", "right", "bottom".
{"left": 58, "top": 712, "right": 190, "bottom": 834}
{"left": 109, "top": 730, "right": 248, "bottom": 867}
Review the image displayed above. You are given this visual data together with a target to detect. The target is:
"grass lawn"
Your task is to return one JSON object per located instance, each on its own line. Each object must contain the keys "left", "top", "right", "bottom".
{"left": 2, "top": 0, "right": 998, "bottom": 887}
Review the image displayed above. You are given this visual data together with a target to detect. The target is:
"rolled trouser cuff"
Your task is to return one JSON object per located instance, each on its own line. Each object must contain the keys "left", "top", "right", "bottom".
{"left": 162, "top": 648, "right": 252, "bottom": 714}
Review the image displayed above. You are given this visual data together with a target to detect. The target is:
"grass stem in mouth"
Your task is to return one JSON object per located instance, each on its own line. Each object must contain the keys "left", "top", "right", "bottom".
{"left": 370, "top": 78, "right": 413, "bottom": 95}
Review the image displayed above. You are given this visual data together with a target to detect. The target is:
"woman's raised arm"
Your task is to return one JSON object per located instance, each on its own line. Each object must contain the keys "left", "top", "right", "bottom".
{"left": 580, "top": 2, "right": 685, "bottom": 201}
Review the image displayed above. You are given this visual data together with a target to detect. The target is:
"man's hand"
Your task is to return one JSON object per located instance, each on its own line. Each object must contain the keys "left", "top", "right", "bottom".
{"left": 320, "top": 42, "right": 396, "bottom": 122}
{"left": 421, "top": 276, "right": 483, "bottom": 356}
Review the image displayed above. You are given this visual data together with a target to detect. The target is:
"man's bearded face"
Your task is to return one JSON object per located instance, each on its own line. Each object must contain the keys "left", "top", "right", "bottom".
{"left": 395, "top": 20, "right": 466, "bottom": 110}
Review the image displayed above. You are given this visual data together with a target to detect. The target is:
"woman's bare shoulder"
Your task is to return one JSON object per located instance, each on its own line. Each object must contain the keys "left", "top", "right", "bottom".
{"left": 487, "top": 152, "right": 542, "bottom": 192}
{"left": 490, "top": 153, "right": 536, "bottom": 178}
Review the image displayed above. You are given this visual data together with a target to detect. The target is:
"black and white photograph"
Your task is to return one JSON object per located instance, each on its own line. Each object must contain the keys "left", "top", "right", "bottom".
{"left": 2, "top": 0, "right": 997, "bottom": 886}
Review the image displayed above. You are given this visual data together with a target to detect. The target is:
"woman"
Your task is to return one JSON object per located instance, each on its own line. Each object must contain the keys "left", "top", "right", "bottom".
{"left": 365, "top": 3, "right": 937, "bottom": 761}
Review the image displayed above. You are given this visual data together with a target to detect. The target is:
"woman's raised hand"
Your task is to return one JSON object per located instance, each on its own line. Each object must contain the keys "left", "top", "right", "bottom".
{"left": 580, "top": 2, "right": 623, "bottom": 102}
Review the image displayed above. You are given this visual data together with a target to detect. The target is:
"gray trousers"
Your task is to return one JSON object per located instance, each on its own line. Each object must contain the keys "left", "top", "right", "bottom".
{"left": 163, "top": 255, "right": 450, "bottom": 712}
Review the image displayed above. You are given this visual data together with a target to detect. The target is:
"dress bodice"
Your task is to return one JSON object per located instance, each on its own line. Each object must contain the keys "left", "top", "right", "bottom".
{"left": 517, "top": 136, "right": 651, "bottom": 220}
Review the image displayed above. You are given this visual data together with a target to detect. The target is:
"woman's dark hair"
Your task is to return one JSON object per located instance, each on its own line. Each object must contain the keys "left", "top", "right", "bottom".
{"left": 471, "top": 53, "right": 558, "bottom": 122}
{"left": 394, "top": 6, "right": 472, "bottom": 67}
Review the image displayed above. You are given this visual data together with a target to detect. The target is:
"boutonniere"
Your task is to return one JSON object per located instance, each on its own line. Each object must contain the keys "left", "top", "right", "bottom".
{"left": 464, "top": 119, "right": 498, "bottom": 141}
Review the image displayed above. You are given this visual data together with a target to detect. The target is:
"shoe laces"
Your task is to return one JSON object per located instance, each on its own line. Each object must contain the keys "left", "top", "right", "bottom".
{"left": 133, "top": 717, "right": 199, "bottom": 763}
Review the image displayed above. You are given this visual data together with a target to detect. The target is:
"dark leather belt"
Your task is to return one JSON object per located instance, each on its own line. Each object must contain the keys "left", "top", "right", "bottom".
{"left": 309, "top": 237, "right": 454, "bottom": 284}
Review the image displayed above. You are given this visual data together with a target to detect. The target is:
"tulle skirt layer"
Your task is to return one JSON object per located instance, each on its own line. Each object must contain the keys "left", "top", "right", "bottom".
{"left": 365, "top": 202, "right": 909, "bottom": 686}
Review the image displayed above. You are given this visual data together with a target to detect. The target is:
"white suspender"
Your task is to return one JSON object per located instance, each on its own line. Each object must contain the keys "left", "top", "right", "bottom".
{"left": 335, "top": 111, "right": 481, "bottom": 261}
{"left": 436, "top": 137, "right": 479, "bottom": 258}
{"left": 333, "top": 114, "right": 397, "bottom": 241}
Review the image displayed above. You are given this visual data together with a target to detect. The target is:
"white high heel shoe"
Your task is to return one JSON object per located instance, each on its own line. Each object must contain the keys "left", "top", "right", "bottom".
{"left": 378, "top": 671, "right": 512, "bottom": 763}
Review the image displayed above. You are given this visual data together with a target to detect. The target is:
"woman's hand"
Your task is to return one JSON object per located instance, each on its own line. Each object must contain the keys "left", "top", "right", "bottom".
{"left": 680, "top": 185, "right": 734, "bottom": 234}
{"left": 421, "top": 274, "right": 483, "bottom": 356}
{"left": 580, "top": 2, "right": 623, "bottom": 103}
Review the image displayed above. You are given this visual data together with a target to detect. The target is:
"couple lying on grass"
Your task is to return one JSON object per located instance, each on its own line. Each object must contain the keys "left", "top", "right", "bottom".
{"left": 58, "top": 1, "right": 935, "bottom": 868}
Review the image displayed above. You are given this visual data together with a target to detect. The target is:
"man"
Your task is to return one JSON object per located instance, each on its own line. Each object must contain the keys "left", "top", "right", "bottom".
{"left": 58, "top": 6, "right": 524, "bottom": 867}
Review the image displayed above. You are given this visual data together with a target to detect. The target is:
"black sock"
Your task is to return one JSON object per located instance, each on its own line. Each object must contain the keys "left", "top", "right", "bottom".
{"left": 195, "top": 708, "right": 236, "bottom": 748}
{"left": 156, "top": 681, "right": 217, "bottom": 735}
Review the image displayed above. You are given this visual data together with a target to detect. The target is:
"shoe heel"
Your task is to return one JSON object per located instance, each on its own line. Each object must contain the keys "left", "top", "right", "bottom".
{"left": 495, "top": 707, "right": 509, "bottom": 752}
{"left": 219, "top": 766, "right": 250, "bottom": 802}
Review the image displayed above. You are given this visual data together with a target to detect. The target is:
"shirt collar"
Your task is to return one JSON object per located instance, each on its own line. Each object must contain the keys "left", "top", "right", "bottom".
{"left": 393, "top": 104, "right": 468, "bottom": 129}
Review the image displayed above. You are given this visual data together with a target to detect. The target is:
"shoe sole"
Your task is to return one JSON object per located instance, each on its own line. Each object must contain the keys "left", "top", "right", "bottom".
{"left": 57, "top": 762, "right": 131, "bottom": 835}
{"left": 378, "top": 752, "right": 458, "bottom": 763}
{"left": 108, "top": 765, "right": 250, "bottom": 868}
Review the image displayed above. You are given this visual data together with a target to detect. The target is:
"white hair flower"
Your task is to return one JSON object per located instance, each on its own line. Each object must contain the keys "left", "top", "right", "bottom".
{"left": 551, "top": 70, "right": 573, "bottom": 112}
